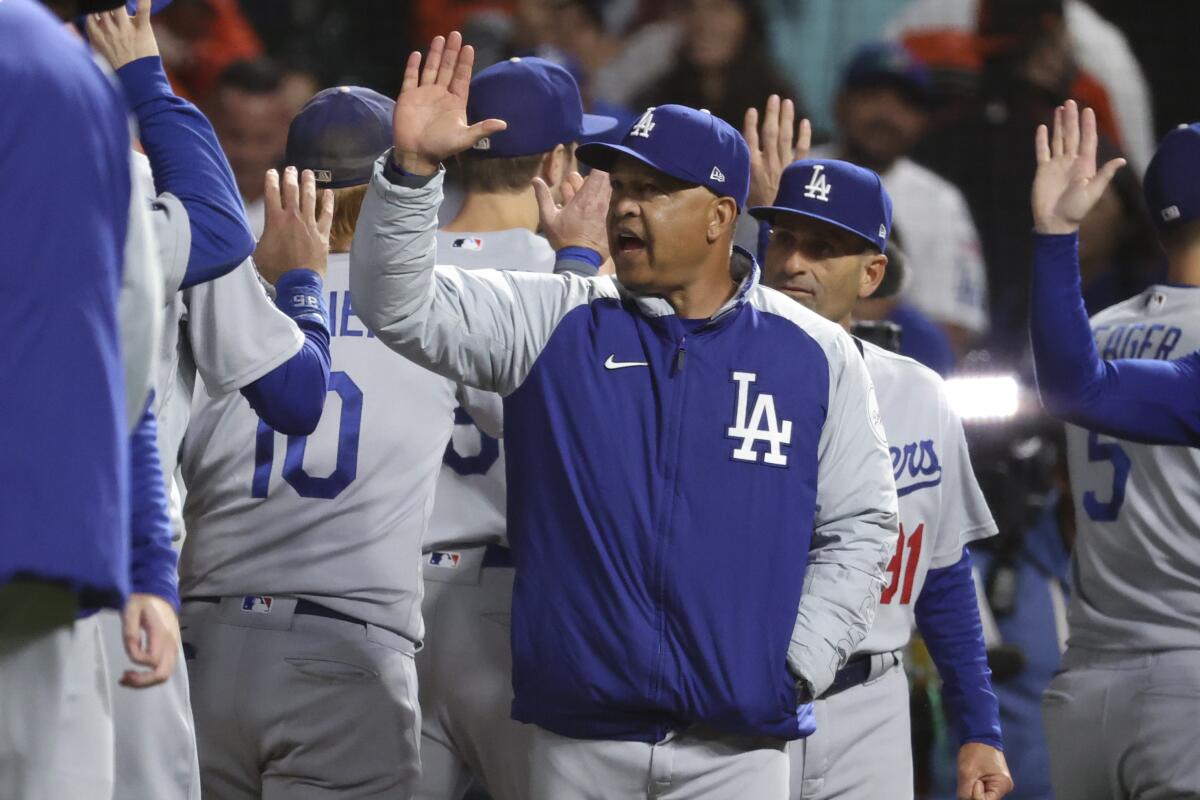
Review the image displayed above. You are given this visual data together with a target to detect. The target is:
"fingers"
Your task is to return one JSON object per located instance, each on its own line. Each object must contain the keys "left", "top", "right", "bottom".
{"left": 795, "top": 118, "right": 812, "bottom": 162}
{"left": 449, "top": 42, "right": 476, "bottom": 98}
{"left": 436, "top": 31, "right": 462, "bottom": 88}
{"left": 135, "top": 0, "right": 151, "bottom": 23}
{"left": 122, "top": 604, "right": 148, "bottom": 664}
{"left": 743, "top": 107, "right": 760, "bottom": 154}
{"left": 1091, "top": 157, "right": 1127, "bottom": 198}
{"left": 1051, "top": 105, "right": 1064, "bottom": 159}
{"left": 761, "top": 95, "right": 781, "bottom": 168}
{"left": 1035, "top": 124, "right": 1050, "bottom": 164}
{"left": 281, "top": 166, "right": 300, "bottom": 215}
{"left": 532, "top": 177, "right": 557, "bottom": 222}
{"left": 299, "top": 168, "right": 317, "bottom": 223}
{"left": 567, "top": 171, "right": 585, "bottom": 194}
{"left": 778, "top": 98, "right": 795, "bottom": 164}
{"left": 263, "top": 169, "right": 282, "bottom": 219}
{"left": 466, "top": 118, "right": 507, "bottom": 146}
{"left": 421, "top": 35, "right": 445, "bottom": 86}
{"left": 1063, "top": 99, "right": 1080, "bottom": 158}
{"left": 317, "top": 189, "right": 335, "bottom": 239}
{"left": 1079, "top": 105, "right": 1099, "bottom": 166}
{"left": 560, "top": 177, "right": 578, "bottom": 206}
{"left": 401, "top": 50, "right": 421, "bottom": 94}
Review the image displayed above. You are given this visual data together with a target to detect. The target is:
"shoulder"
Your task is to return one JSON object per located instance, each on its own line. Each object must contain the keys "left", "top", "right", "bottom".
{"left": 747, "top": 284, "right": 858, "bottom": 364}
{"left": 862, "top": 339, "right": 943, "bottom": 388}
{"left": 1089, "top": 293, "right": 1144, "bottom": 326}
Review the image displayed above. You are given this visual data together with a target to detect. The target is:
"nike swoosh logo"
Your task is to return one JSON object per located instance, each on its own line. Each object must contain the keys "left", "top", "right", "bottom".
{"left": 604, "top": 355, "right": 649, "bottom": 370}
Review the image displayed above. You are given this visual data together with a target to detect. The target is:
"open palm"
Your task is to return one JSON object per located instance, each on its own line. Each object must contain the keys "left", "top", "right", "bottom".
{"left": 392, "top": 32, "right": 507, "bottom": 175}
{"left": 1032, "top": 100, "right": 1126, "bottom": 235}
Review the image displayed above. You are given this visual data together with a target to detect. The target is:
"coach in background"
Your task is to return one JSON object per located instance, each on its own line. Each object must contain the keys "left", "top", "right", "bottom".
{"left": 353, "top": 32, "right": 897, "bottom": 798}
{"left": 748, "top": 99, "right": 1011, "bottom": 799}
{"left": 1029, "top": 101, "right": 1200, "bottom": 798}
{"left": 812, "top": 42, "right": 989, "bottom": 357}
{"left": 0, "top": 0, "right": 135, "bottom": 797}
{"left": 418, "top": 56, "right": 616, "bottom": 800}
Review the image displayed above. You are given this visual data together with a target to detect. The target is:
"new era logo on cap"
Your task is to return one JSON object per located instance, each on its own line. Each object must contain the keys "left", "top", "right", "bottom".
{"left": 710, "top": 167, "right": 726, "bottom": 183}
{"left": 473, "top": 137, "right": 492, "bottom": 151}
{"left": 313, "top": 169, "right": 332, "bottom": 183}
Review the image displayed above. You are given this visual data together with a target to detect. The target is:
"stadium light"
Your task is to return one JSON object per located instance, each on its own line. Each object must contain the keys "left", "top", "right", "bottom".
{"left": 944, "top": 374, "right": 1021, "bottom": 422}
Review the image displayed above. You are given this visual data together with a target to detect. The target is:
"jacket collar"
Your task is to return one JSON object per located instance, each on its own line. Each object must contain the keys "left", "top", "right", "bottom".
{"left": 615, "top": 246, "right": 759, "bottom": 327}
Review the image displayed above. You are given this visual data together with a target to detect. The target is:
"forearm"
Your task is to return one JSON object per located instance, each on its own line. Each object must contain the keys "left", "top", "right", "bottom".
{"left": 117, "top": 56, "right": 253, "bottom": 289}
{"left": 915, "top": 551, "right": 1002, "bottom": 749}
{"left": 240, "top": 270, "right": 331, "bottom": 436}
{"left": 1031, "top": 232, "right": 1200, "bottom": 444}
{"left": 128, "top": 397, "right": 179, "bottom": 608}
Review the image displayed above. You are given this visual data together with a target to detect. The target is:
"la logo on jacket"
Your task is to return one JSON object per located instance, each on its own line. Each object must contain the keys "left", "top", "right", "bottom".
{"left": 727, "top": 371, "right": 792, "bottom": 466}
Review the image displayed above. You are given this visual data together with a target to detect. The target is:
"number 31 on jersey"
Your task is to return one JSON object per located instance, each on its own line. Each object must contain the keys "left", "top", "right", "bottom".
{"left": 881, "top": 522, "right": 923, "bottom": 605}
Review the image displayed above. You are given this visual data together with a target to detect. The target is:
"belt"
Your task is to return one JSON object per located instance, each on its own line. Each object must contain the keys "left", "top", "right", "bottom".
{"left": 822, "top": 650, "right": 901, "bottom": 699}
{"left": 482, "top": 543, "right": 514, "bottom": 569}
{"left": 185, "top": 596, "right": 365, "bottom": 627}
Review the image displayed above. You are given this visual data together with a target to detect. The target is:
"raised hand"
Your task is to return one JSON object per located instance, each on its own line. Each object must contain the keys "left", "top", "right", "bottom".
{"left": 254, "top": 167, "right": 334, "bottom": 284}
{"left": 744, "top": 95, "right": 811, "bottom": 209}
{"left": 86, "top": 0, "right": 159, "bottom": 71}
{"left": 392, "top": 31, "right": 507, "bottom": 176}
{"left": 533, "top": 169, "right": 612, "bottom": 258}
{"left": 1032, "top": 100, "right": 1126, "bottom": 235}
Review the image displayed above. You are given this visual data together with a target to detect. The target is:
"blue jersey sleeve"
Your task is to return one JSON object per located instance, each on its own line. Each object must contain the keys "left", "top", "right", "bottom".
{"left": 128, "top": 396, "right": 179, "bottom": 608}
{"left": 914, "top": 550, "right": 1003, "bottom": 749}
{"left": 116, "top": 56, "right": 253, "bottom": 290}
{"left": 1030, "top": 232, "right": 1200, "bottom": 445}
{"left": 239, "top": 270, "right": 331, "bottom": 436}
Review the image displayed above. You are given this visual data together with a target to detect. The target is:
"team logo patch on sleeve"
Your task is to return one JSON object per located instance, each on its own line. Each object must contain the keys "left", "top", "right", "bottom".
{"left": 242, "top": 595, "right": 274, "bottom": 613}
{"left": 426, "top": 551, "right": 462, "bottom": 568}
{"left": 452, "top": 238, "right": 484, "bottom": 251}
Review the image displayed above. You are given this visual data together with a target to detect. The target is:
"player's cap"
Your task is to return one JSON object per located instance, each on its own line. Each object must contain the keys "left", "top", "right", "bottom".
{"left": 466, "top": 57, "right": 617, "bottom": 158}
{"left": 1143, "top": 123, "right": 1200, "bottom": 232}
{"left": 124, "top": 0, "right": 175, "bottom": 13}
{"left": 285, "top": 86, "right": 394, "bottom": 189}
{"left": 841, "top": 41, "right": 931, "bottom": 106}
{"left": 749, "top": 159, "right": 893, "bottom": 251}
{"left": 576, "top": 104, "right": 751, "bottom": 208}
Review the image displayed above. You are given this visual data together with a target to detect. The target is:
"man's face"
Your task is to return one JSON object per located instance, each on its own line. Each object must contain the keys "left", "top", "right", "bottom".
{"left": 212, "top": 87, "right": 289, "bottom": 202}
{"left": 762, "top": 213, "right": 875, "bottom": 325}
{"left": 838, "top": 86, "right": 926, "bottom": 170}
{"left": 607, "top": 156, "right": 722, "bottom": 295}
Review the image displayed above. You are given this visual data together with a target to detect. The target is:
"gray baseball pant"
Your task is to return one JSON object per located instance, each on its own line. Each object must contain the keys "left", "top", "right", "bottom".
{"left": 416, "top": 546, "right": 534, "bottom": 800}
{"left": 181, "top": 596, "right": 421, "bottom": 799}
{"left": 1042, "top": 646, "right": 1200, "bottom": 799}
{"left": 789, "top": 655, "right": 911, "bottom": 800}
{"left": 0, "top": 583, "right": 113, "bottom": 800}
{"left": 529, "top": 724, "right": 790, "bottom": 799}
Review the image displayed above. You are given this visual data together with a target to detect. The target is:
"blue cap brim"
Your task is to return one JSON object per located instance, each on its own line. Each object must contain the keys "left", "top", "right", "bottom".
{"left": 580, "top": 113, "right": 619, "bottom": 137}
{"left": 749, "top": 205, "right": 884, "bottom": 249}
{"left": 576, "top": 141, "right": 670, "bottom": 176}
{"left": 126, "top": 0, "right": 174, "bottom": 13}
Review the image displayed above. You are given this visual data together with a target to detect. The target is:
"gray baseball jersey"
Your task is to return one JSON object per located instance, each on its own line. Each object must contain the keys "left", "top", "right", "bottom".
{"left": 179, "top": 251, "right": 458, "bottom": 644}
{"left": 425, "top": 228, "right": 555, "bottom": 552}
{"left": 1064, "top": 284, "right": 1200, "bottom": 652}
{"left": 790, "top": 341, "right": 996, "bottom": 800}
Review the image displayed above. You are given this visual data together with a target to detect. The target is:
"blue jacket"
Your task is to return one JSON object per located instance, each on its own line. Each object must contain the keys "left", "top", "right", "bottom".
{"left": 352, "top": 160, "right": 899, "bottom": 742}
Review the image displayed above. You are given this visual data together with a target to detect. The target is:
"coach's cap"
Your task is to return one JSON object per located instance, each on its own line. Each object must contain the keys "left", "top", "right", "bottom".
{"left": 286, "top": 86, "right": 394, "bottom": 189}
{"left": 841, "top": 41, "right": 931, "bottom": 105}
{"left": 750, "top": 159, "right": 893, "bottom": 250}
{"left": 576, "top": 104, "right": 752, "bottom": 208}
{"left": 124, "top": 0, "right": 176, "bottom": 14}
{"left": 1143, "top": 123, "right": 1200, "bottom": 231}
{"left": 466, "top": 57, "right": 617, "bottom": 158}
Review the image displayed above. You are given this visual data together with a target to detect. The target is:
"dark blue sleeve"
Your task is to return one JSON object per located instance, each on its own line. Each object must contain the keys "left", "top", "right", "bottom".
{"left": 555, "top": 246, "right": 602, "bottom": 276}
{"left": 1030, "top": 232, "right": 1200, "bottom": 445}
{"left": 116, "top": 56, "right": 254, "bottom": 290}
{"left": 239, "top": 269, "right": 331, "bottom": 436}
{"left": 128, "top": 395, "right": 179, "bottom": 608}
{"left": 914, "top": 550, "right": 1002, "bottom": 750}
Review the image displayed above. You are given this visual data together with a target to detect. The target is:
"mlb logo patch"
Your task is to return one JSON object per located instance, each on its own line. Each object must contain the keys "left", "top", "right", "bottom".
{"left": 452, "top": 238, "right": 484, "bottom": 251}
{"left": 426, "top": 551, "right": 462, "bottom": 568}
{"left": 242, "top": 595, "right": 274, "bottom": 613}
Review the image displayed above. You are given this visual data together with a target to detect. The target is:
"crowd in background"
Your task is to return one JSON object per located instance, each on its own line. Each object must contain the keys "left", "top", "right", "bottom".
{"left": 120, "top": 1, "right": 1195, "bottom": 797}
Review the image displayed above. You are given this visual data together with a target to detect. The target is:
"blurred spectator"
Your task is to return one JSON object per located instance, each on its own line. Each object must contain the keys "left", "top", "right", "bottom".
{"left": 815, "top": 42, "right": 990, "bottom": 355}
{"left": 888, "top": 0, "right": 1155, "bottom": 174}
{"left": 153, "top": 0, "right": 262, "bottom": 101}
{"left": 208, "top": 58, "right": 290, "bottom": 237}
{"left": 759, "top": 0, "right": 913, "bottom": 138}
{"left": 910, "top": 0, "right": 1133, "bottom": 362}
{"left": 633, "top": 0, "right": 799, "bottom": 129}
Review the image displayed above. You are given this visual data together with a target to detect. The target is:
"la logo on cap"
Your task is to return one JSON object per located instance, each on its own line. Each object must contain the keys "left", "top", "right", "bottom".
{"left": 630, "top": 108, "right": 656, "bottom": 139}
{"left": 804, "top": 164, "right": 832, "bottom": 202}
{"left": 710, "top": 166, "right": 726, "bottom": 183}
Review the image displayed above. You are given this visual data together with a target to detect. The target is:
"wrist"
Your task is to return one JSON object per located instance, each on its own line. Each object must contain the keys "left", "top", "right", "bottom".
{"left": 1033, "top": 218, "right": 1079, "bottom": 236}
{"left": 392, "top": 149, "right": 439, "bottom": 177}
{"left": 115, "top": 55, "right": 171, "bottom": 109}
{"left": 275, "top": 269, "right": 329, "bottom": 325}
